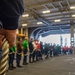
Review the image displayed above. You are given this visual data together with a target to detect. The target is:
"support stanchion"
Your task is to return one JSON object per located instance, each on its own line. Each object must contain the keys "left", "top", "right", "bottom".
{"left": 0, "top": 38, "right": 9, "bottom": 75}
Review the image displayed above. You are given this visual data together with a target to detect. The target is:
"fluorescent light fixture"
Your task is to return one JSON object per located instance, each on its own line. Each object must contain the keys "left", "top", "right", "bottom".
{"left": 42, "top": 10, "right": 50, "bottom": 14}
{"left": 22, "top": 14, "right": 29, "bottom": 17}
{"left": 54, "top": 19, "right": 61, "bottom": 22}
{"left": 70, "top": 6, "right": 75, "bottom": 9}
{"left": 22, "top": 24, "right": 27, "bottom": 26}
{"left": 37, "top": 22, "right": 43, "bottom": 24}
{"left": 72, "top": 14, "right": 75, "bottom": 17}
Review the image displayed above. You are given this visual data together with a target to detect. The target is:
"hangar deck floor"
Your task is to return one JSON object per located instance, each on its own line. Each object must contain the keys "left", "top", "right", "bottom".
{"left": 7, "top": 54, "right": 75, "bottom": 75}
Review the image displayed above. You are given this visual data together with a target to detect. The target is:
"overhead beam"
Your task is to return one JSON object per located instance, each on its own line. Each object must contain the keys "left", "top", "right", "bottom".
{"left": 19, "top": 21, "right": 71, "bottom": 28}
{"left": 43, "top": 13, "right": 70, "bottom": 18}
{"left": 30, "top": 24, "right": 70, "bottom": 32}
{"left": 66, "top": 0, "right": 70, "bottom": 7}
{"left": 51, "top": 3, "right": 56, "bottom": 8}
{"left": 41, "top": 29, "right": 71, "bottom": 37}
{"left": 40, "top": 25, "right": 70, "bottom": 30}
{"left": 40, "top": 10, "right": 75, "bottom": 16}
{"left": 45, "top": 16, "right": 68, "bottom": 20}
{"left": 43, "top": 5, "right": 49, "bottom": 10}
{"left": 59, "top": 2, "right": 63, "bottom": 8}
{"left": 30, "top": 24, "right": 70, "bottom": 38}
{"left": 28, "top": 0, "right": 62, "bottom": 8}
{"left": 25, "top": 5, "right": 51, "bottom": 26}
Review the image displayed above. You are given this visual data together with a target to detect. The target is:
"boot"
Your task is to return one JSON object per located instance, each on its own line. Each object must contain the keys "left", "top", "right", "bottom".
{"left": 17, "top": 63, "right": 22, "bottom": 68}
{"left": 11, "top": 64, "right": 16, "bottom": 69}
{"left": 23, "top": 62, "right": 28, "bottom": 65}
{"left": 9, "top": 64, "right": 14, "bottom": 70}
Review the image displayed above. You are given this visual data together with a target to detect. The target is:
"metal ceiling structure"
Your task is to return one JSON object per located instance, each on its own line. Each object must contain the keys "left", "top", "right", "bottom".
{"left": 19, "top": 0, "right": 75, "bottom": 37}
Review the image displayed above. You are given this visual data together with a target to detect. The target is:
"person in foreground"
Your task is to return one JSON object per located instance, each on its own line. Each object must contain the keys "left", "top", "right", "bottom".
{"left": 0, "top": 0, "right": 24, "bottom": 70}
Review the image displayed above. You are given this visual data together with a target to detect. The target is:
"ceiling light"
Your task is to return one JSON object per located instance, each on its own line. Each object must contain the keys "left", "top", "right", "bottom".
{"left": 37, "top": 22, "right": 43, "bottom": 24}
{"left": 72, "top": 14, "right": 75, "bottom": 17}
{"left": 22, "top": 24, "right": 27, "bottom": 26}
{"left": 22, "top": 14, "right": 29, "bottom": 17}
{"left": 54, "top": 19, "right": 61, "bottom": 22}
{"left": 70, "top": 6, "right": 75, "bottom": 9}
{"left": 42, "top": 10, "right": 50, "bottom": 14}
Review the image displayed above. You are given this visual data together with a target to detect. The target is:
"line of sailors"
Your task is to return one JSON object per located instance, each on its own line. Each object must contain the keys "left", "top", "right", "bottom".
{"left": 42, "top": 43, "right": 73, "bottom": 58}
{"left": 62, "top": 46, "right": 73, "bottom": 55}
{"left": 7, "top": 37, "right": 73, "bottom": 70}
{"left": 42, "top": 43, "right": 61, "bottom": 58}
{"left": 8, "top": 37, "right": 43, "bottom": 70}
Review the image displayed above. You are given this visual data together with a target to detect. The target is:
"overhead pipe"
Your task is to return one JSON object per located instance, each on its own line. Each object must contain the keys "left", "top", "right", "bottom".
{"left": 30, "top": 24, "right": 70, "bottom": 38}
{"left": 35, "top": 30, "right": 43, "bottom": 40}
{"left": 41, "top": 29, "right": 71, "bottom": 37}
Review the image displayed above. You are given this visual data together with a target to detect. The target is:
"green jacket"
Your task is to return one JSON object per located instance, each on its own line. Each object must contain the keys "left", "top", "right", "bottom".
{"left": 22, "top": 40, "right": 28, "bottom": 50}
{"left": 55, "top": 46, "right": 58, "bottom": 50}
{"left": 9, "top": 46, "right": 16, "bottom": 52}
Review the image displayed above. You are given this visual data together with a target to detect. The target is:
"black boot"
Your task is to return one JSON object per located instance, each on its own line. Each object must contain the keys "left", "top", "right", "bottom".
{"left": 9, "top": 65, "right": 14, "bottom": 70}
{"left": 29, "top": 59, "right": 32, "bottom": 63}
{"left": 23, "top": 62, "right": 28, "bottom": 65}
{"left": 17, "top": 65, "right": 23, "bottom": 68}
{"left": 9, "top": 62, "right": 14, "bottom": 70}
{"left": 9, "top": 67, "right": 14, "bottom": 70}
{"left": 12, "top": 64, "right": 16, "bottom": 69}
{"left": 17, "top": 63, "right": 22, "bottom": 68}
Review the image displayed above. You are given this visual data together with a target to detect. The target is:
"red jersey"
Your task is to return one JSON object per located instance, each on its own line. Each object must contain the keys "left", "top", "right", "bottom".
{"left": 35, "top": 41, "right": 40, "bottom": 51}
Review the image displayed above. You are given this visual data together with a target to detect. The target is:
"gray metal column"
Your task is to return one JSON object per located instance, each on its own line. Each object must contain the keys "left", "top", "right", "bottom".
{"left": 60, "top": 35, "right": 63, "bottom": 46}
{"left": 70, "top": 22, "right": 74, "bottom": 47}
{"left": 21, "top": 28, "right": 23, "bottom": 34}
{"left": 24, "top": 28, "right": 28, "bottom": 37}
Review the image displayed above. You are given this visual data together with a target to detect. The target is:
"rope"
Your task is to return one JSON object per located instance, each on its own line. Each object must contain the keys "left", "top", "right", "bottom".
{"left": 0, "top": 38, "right": 9, "bottom": 75}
